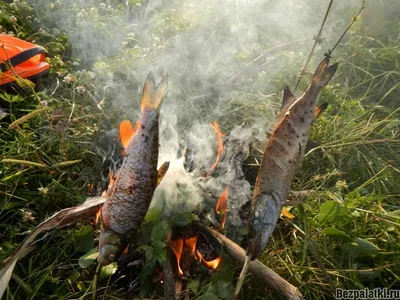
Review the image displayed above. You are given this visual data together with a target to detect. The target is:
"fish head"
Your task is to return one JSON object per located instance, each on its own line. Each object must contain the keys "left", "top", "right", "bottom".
{"left": 247, "top": 223, "right": 275, "bottom": 260}
{"left": 247, "top": 193, "right": 281, "bottom": 260}
{"left": 98, "top": 230, "right": 123, "bottom": 266}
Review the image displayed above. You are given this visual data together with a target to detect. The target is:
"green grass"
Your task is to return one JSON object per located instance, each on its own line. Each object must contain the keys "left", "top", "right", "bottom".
{"left": 1, "top": 0, "right": 399, "bottom": 299}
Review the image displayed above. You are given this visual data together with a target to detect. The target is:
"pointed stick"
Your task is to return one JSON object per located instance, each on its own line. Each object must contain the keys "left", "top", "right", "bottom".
{"left": 233, "top": 255, "right": 251, "bottom": 299}
{"left": 294, "top": 0, "right": 334, "bottom": 90}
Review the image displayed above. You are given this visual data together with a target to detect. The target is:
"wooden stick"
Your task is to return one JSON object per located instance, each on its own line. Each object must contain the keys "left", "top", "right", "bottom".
{"left": 164, "top": 247, "right": 180, "bottom": 300}
{"left": 195, "top": 223, "right": 304, "bottom": 300}
{"left": 294, "top": 0, "right": 333, "bottom": 90}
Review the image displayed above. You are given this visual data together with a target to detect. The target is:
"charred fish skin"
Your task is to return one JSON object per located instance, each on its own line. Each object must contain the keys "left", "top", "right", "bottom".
{"left": 248, "top": 58, "right": 338, "bottom": 260}
{"left": 99, "top": 73, "right": 168, "bottom": 266}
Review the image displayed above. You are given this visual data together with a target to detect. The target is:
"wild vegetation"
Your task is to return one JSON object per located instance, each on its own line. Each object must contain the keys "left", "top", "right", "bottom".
{"left": 0, "top": 0, "right": 399, "bottom": 299}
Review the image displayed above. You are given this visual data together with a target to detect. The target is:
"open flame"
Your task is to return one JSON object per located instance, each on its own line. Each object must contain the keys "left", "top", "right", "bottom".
{"left": 208, "top": 121, "right": 225, "bottom": 174}
{"left": 184, "top": 236, "right": 197, "bottom": 254}
{"left": 94, "top": 207, "right": 102, "bottom": 225}
{"left": 169, "top": 238, "right": 184, "bottom": 276}
{"left": 196, "top": 250, "right": 222, "bottom": 270}
{"left": 170, "top": 235, "right": 221, "bottom": 276}
{"left": 215, "top": 185, "right": 230, "bottom": 229}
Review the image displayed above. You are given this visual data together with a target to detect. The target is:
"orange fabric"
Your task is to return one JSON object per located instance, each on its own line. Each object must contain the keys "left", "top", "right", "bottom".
{"left": 0, "top": 35, "right": 50, "bottom": 86}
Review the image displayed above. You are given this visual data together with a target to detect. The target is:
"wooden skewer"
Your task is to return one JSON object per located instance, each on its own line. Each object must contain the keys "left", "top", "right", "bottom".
{"left": 194, "top": 223, "right": 304, "bottom": 300}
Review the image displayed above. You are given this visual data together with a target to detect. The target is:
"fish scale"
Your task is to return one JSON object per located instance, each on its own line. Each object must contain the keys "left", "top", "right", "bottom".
{"left": 98, "top": 73, "right": 168, "bottom": 266}
{"left": 234, "top": 58, "right": 338, "bottom": 298}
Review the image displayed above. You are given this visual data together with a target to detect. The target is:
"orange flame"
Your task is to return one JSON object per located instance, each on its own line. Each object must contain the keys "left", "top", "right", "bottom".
{"left": 94, "top": 207, "right": 102, "bottom": 225}
{"left": 196, "top": 250, "right": 222, "bottom": 270}
{"left": 215, "top": 185, "right": 230, "bottom": 229}
{"left": 87, "top": 183, "right": 95, "bottom": 194}
{"left": 169, "top": 238, "right": 184, "bottom": 276}
{"left": 208, "top": 121, "right": 225, "bottom": 174}
{"left": 184, "top": 236, "right": 197, "bottom": 254}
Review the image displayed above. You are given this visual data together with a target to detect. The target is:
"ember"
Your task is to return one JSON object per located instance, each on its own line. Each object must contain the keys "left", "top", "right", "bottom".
{"left": 215, "top": 185, "right": 230, "bottom": 229}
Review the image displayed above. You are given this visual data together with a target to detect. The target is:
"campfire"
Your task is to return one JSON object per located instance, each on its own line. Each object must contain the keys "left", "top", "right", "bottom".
{"left": 169, "top": 227, "right": 222, "bottom": 278}
{"left": 1, "top": 55, "right": 338, "bottom": 300}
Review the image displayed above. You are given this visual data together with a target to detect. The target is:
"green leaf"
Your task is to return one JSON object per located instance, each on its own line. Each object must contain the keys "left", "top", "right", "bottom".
{"left": 151, "top": 221, "right": 170, "bottom": 242}
{"left": 322, "top": 227, "right": 351, "bottom": 241}
{"left": 140, "top": 261, "right": 157, "bottom": 296}
{"left": 152, "top": 240, "right": 167, "bottom": 265}
{"left": 318, "top": 201, "right": 348, "bottom": 225}
{"left": 210, "top": 256, "right": 234, "bottom": 283}
{"left": 385, "top": 209, "right": 400, "bottom": 220}
{"left": 174, "top": 211, "right": 199, "bottom": 226}
{"left": 217, "top": 282, "right": 234, "bottom": 299}
{"left": 75, "top": 225, "right": 94, "bottom": 253}
{"left": 99, "top": 262, "right": 118, "bottom": 281}
{"left": 187, "top": 279, "right": 200, "bottom": 294}
{"left": 145, "top": 208, "right": 162, "bottom": 224}
{"left": 344, "top": 238, "right": 380, "bottom": 259}
{"left": 78, "top": 248, "right": 98, "bottom": 268}
{"left": 0, "top": 92, "right": 25, "bottom": 103}
{"left": 197, "top": 284, "right": 219, "bottom": 300}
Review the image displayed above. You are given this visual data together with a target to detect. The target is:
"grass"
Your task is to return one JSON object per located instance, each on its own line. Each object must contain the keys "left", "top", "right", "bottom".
{"left": 1, "top": 0, "right": 399, "bottom": 299}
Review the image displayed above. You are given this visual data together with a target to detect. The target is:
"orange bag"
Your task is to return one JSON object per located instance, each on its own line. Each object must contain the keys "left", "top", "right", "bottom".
{"left": 0, "top": 35, "right": 51, "bottom": 86}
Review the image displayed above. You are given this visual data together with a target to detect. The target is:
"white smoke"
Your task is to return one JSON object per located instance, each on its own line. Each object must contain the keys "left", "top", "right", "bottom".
{"left": 30, "top": 0, "right": 380, "bottom": 223}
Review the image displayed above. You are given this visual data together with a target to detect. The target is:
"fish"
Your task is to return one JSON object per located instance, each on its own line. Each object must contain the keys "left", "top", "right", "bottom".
{"left": 98, "top": 72, "right": 169, "bottom": 266}
{"left": 234, "top": 57, "right": 338, "bottom": 298}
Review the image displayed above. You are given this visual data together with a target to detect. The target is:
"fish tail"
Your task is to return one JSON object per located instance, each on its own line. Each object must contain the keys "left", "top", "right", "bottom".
{"left": 311, "top": 57, "right": 338, "bottom": 88}
{"left": 140, "top": 72, "right": 169, "bottom": 113}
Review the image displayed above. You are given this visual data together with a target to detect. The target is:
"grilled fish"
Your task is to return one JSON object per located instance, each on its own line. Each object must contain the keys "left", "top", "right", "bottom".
{"left": 234, "top": 58, "right": 338, "bottom": 297}
{"left": 98, "top": 73, "right": 168, "bottom": 266}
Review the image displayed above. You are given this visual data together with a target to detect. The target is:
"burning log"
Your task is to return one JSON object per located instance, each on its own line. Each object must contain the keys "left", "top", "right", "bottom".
{"left": 194, "top": 223, "right": 304, "bottom": 300}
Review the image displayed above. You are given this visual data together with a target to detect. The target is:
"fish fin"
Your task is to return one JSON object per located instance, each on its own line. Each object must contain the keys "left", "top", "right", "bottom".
{"left": 140, "top": 72, "right": 169, "bottom": 113}
{"left": 120, "top": 120, "right": 139, "bottom": 149}
{"left": 281, "top": 86, "right": 297, "bottom": 110}
{"left": 311, "top": 57, "right": 338, "bottom": 88}
{"left": 313, "top": 103, "right": 329, "bottom": 120}
{"left": 157, "top": 161, "right": 170, "bottom": 186}
{"left": 281, "top": 207, "right": 295, "bottom": 219}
